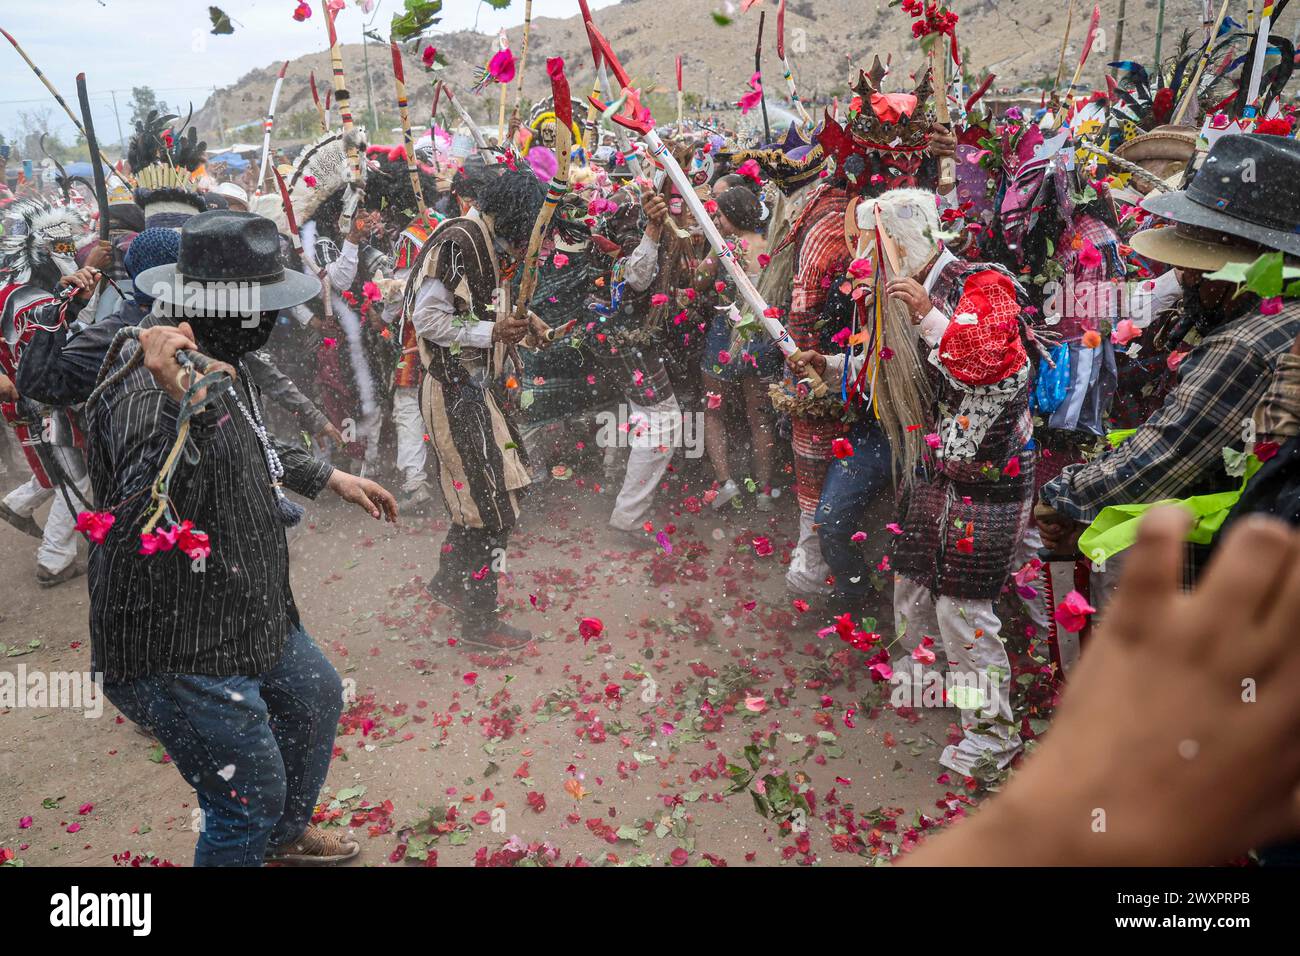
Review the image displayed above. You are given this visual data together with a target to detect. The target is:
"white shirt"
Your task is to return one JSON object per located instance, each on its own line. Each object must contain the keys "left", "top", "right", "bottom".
{"left": 409, "top": 275, "right": 495, "bottom": 350}
{"left": 622, "top": 233, "right": 661, "bottom": 292}
{"left": 325, "top": 240, "right": 360, "bottom": 293}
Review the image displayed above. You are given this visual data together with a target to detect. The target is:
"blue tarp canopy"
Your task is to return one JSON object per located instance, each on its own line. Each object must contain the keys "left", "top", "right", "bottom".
{"left": 207, "top": 151, "right": 251, "bottom": 170}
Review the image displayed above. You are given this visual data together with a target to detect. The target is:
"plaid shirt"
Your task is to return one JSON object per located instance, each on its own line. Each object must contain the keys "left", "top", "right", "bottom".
{"left": 1042, "top": 298, "right": 1300, "bottom": 522}
{"left": 1254, "top": 351, "right": 1300, "bottom": 442}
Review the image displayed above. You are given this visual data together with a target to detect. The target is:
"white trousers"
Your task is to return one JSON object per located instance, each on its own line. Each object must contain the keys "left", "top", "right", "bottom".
{"left": 786, "top": 511, "right": 832, "bottom": 595}
{"left": 3, "top": 467, "right": 87, "bottom": 573}
{"left": 392, "top": 386, "right": 428, "bottom": 491}
{"left": 893, "top": 574, "right": 1022, "bottom": 776}
{"left": 1012, "top": 524, "right": 1052, "bottom": 636}
{"left": 609, "top": 396, "right": 680, "bottom": 532}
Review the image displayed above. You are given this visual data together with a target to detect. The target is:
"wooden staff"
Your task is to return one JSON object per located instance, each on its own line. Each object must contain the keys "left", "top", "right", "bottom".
{"left": 429, "top": 79, "right": 444, "bottom": 172}
{"left": 257, "top": 61, "right": 290, "bottom": 195}
{"left": 310, "top": 71, "right": 329, "bottom": 133}
{"left": 514, "top": 58, "right": 575, "bottom": 341}
{"left": 75, "top": 73, "right": 110, "bottom": 244}
{"left": 390, "top": 40, "right": 427, "bottom": 215}
{"left": 443, "top": 82, "right": 491, "bottom": 153}
{"left": 510, "top": 0, "right": 533, "bottom": 136}
{"left": 1064, "top": 4, "right": 1102, "bottom": 96}
{"left": 1242, "top": 0, "right": 1276, "bottom": 116}
{"left": 676, "top": 56, "right": 684, "bottom": 126}
{"left": 578, "top": 0, "right": 602, "bottom": 156}
{"left": 0, "top": 27, "right": 129, "bottom": 189}
{"left": 495, "top": 32, "right": 510, "bottom": 145}
{"left": 585, "top": 18, "right": 828, "bottom": 397}
{"left": 322, "top": 2, "right": 362, "bottom": 231}
{"left": 273, "top": 165, "right": 332, "bottom": 329}
{"left": 1051, "top": 0, "right": 1077, "bottom": 101}
{"left": 755, "top": 10, "right": 771, "bottom": 143}
{"left": 930, "top": 27, "right": 956, "bottom": 193}
{"left": 1171, "top": 0, "right": 1230, "bottom": 124}
{"left": 776, "top": 0, "right": 814, "bottom": 131}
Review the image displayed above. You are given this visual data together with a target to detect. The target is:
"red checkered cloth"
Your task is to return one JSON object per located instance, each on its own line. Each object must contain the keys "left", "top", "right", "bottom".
{"left": 938, "top": 270, "right": 1028, "bottom": 387}
{"left": 791, "top": 417, "right": 849, "bottom": 515}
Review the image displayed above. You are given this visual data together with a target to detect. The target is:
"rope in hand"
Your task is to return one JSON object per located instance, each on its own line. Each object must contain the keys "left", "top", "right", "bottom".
{"left": 86, "top": 326, "right": 235, "bottom": 534}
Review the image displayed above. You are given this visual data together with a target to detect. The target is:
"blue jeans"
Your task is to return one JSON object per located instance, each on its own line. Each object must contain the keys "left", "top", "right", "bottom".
{"left": 104, "top": 625, "right": 343, "bottom": 867}
{"left": 816, "top": 419, "right": 893, "bottom": 602}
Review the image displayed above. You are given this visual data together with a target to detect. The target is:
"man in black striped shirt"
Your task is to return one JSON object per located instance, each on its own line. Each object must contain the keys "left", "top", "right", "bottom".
{"left": 85, "top": 212, "right": 397, "bottom": 866}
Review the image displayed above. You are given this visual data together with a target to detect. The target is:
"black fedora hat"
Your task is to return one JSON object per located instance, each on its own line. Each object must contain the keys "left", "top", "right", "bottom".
{"left": 1133, "top": 134, "right": 1300, "bottom": 268}
{"left": 134, "top": 210, "right": 320, "bottom": 315}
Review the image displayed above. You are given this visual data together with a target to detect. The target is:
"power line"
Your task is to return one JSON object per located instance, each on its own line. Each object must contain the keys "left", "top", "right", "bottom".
{"left": 0, "top": 86, "right": 215, "bottom": 107}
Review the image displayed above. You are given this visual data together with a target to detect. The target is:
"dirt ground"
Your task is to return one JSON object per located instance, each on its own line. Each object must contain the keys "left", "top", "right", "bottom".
{"left": 0, "top": 449, "right": 971, "bottom": 868}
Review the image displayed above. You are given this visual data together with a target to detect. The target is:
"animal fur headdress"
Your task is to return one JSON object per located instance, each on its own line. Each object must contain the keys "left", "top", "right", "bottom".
{"left": 254, "top": 129, "right": 369, "bottom": 234}
{"left": 0, "top": 197, "right": 89, "bottom": 283}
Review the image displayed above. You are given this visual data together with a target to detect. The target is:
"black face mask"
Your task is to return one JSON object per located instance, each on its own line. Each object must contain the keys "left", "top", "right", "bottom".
{"left": 188, "top": 311, "right": 277, "bottom": 364}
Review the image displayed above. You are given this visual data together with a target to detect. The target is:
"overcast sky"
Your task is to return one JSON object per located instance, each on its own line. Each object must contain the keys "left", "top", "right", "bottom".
{"left": 0, "top": 0, "right": 621, "bottom": 148}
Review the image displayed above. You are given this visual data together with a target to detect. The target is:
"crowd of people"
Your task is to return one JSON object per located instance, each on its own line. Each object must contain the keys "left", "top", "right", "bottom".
{"left": 3, "top": 1, "right": 1300, "bottom": 868}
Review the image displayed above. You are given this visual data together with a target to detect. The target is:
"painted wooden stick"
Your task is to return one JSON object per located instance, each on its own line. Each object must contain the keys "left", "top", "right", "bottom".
{"left": 1171, "top": 0, "right": 1230, "bottom": 125}
{"left": 1052, "top": 0, "right": 1077, "bottom": 100}
{"left": 1064, "top": 4, "right": 1102, "bottom": 97}
{"left": 776, "top": 0, "right": 814, "bottom": 131}
{"left": 495, "top": 32, "right": 510, "bottom": 145}
{"left": 390, "top": 40, "right": 427, "bottom": 214}
{"left": 579, "top": 3, "right": 603, "bottom": 161}
{"left": 514, "top": 58, "right": 574, "bottom": 334}
{"left": 584, "top": 20, "right": 827, "bottom": 396}
{"left": 257, "top": 61, "right": 290, "bottom": 195}
{"left": 443, "top": 83, "right": 491, "bottom": 152}
{"left": 322, "top": 1, "right": 362, "bottom": 231}
{"left": 310, "top": 71, "right": 329, "bottom": 133}
{"left": 1242, "top": 1, "right": 1276, "bottom": 115}
{"left": 676, "top": 56, "right": 684, "bottom": 126}
{"left": 510, "top": 0, "right": 533, "bottom": 136}
{"left": 755, "top": 10, "right": 771, "bottom": 144}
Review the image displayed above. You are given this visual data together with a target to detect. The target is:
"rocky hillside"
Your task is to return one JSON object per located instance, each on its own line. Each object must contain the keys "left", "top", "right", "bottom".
{"left": 194, "top": 0, "right": 1210, "bottom": 145}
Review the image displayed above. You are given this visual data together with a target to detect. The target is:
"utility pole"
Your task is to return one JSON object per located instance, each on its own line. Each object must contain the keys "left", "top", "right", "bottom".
{"left": 362, "top": 29, "right": 379, "bottom": 135}
{"left": 1154, "top": 0, "right": 1166, "bottom": 67}
{"left": 1111, "top": 0, "right": 1127, "bottom": 78}
{"left": 109, "top": 89, "right": 126, "bottom": 154}
{"left": 362, "top": 0, "right": 383, "bottom": 137}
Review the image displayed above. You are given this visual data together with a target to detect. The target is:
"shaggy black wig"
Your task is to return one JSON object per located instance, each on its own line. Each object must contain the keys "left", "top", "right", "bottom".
{"left": 477, "top": 167, "right": 545, "bottom": 246}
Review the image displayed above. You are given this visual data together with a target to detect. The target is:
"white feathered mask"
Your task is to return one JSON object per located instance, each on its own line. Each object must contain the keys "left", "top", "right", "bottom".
{"left": 0, "top": 198, "right": 90, "bottom": 283}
